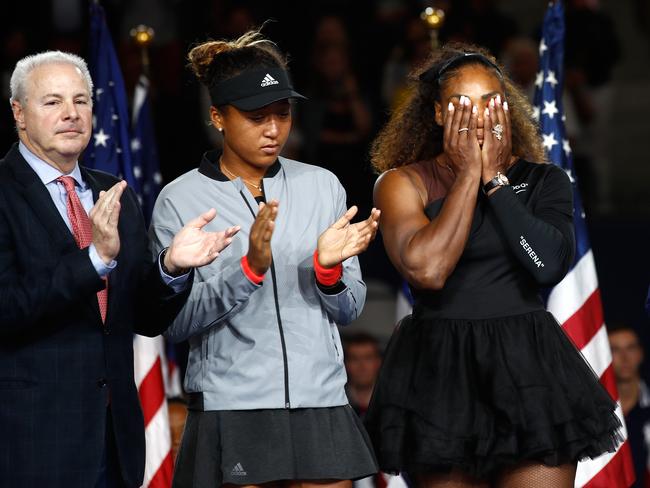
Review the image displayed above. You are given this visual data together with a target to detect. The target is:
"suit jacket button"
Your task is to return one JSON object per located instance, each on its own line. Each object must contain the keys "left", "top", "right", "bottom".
{"left": 103, "top": 327, "right": 110, "bottom": 335}
{"left": 97, "top": 378, "right": 108, "bottom": 388}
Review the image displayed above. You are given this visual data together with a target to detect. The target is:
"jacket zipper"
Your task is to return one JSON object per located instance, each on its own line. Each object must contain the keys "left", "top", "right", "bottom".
{"left": 239, "top": 189, "right": 291, "bottom": 408}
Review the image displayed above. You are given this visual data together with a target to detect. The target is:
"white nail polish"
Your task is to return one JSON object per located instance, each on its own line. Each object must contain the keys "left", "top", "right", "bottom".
{"left": 496, "top": 94, "right": 501, "bottom": 104}
{"left": 484, "top": 107, "right": 490, "bottom": 117}
{"left": 472, "top": 105, "right": 477, "bottom": 114}
{"left": 448, "top": 102, "right": 454, "bottom": 111}
{"left": 503, "top": 101, "right": 509, "bottom": 111}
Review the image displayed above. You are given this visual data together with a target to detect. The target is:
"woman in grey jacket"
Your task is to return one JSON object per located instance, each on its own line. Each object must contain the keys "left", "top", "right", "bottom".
{"left": 149, "top": 29, "right": 380, "bottom": 488}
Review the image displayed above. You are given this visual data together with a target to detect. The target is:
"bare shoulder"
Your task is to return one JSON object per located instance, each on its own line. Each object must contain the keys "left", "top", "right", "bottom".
{"left": 374, "top": 166, "right": 427, "bottom": 208}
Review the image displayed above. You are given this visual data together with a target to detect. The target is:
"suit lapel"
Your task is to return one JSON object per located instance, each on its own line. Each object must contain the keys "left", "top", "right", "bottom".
{"left": 8, "top": 146, "right": 78, "bottom": 250}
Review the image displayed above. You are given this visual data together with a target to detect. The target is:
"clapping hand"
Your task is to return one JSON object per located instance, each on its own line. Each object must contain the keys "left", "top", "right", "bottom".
{"left": 91, "top": 180, "right": 127, "bottom": 264}
{"left": 246, "top": 200, "right": 279, "bottom": 276}
{"left": 164, "top": 208, "right": 240, "bottom": 275}
{"left": 317, "top": 206, "right": 381, "bottom": 268}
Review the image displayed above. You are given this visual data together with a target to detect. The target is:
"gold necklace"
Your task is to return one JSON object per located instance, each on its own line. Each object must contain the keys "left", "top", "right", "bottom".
{"left": 221, "top": 162, "right": 263, "bottom": 192}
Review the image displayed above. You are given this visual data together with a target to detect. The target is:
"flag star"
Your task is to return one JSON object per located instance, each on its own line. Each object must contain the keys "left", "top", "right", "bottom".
{"left": 131, "top": 138, "right": 142, "bottom": 152}
{"left": 542, "top": 100, "right": 559, "bottom": 119}
{"left": 581, "top": 210, "right": 586, "bottom": 219}
{"left": 532, "top": 106, "right": 540, "bottom": 121}
{"left": 542, "top": 132, "right": 558, "bottom": 150}
{"left": 561, "top": 115, "right": 566, "bottom": 122}
{"left": 93, "top": 129, "right": 110, "bottom": 147}
{"left": 563, "top": 139, "right": 572, "bottom": 156}
{"left": 95, "top": 88, "right": 104, "bottom": 102}
{"left": 108, "top": 81, "right": 115, "bottom": 87}
{"left": 116, "top": 147, "right": 122, "bottom": 154}
{"left": 539, "top": 39, "right": 548, "bottom": 55}
{"left": 545, "top": 70, "right": 558, "bottom": 88}
{"left": 153, "top": 172, "right": 163, "bottom": 185}
{"left": 133, "top": 165, "right": 142, "bottom": 178}
{"left": 565, "top": 168, "right": 575, "bottom": 183}
{"left": 535, "top": 71, "right": 544, "bottom": 88}
{"left": 112, "top": 113, "right": 119, "bottom": 121}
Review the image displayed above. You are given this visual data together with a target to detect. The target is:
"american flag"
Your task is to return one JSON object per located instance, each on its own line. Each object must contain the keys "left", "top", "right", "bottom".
{"left": 86, "top": 4, "right": 175, "bottom": 487}
{"left": 535, "top": 2, "right": 635, "bottom": 486}
{"left": 131, "top": 75, "right": 163, "bottom": 226}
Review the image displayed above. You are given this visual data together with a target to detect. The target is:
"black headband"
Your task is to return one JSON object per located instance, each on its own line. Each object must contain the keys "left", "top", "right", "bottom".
{"left": 419, "top": 52, "right": 503, "bottom": 84}
{"left": 209, "top": 67, "right": 306, "bottom": 111}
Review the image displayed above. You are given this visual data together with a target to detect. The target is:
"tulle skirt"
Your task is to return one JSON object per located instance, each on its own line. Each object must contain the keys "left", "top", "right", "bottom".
{"left": 364, "top": 310, "right": 622, "bottom": 479}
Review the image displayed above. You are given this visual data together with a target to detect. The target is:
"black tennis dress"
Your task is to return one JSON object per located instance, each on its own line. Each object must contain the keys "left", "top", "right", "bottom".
{"left": 365, "top": 158, "right": 622, "bottom": 479}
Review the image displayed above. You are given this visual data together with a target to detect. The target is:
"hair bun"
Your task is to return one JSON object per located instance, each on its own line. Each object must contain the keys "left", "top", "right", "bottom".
{"left": 188, "top": 41, "right": 234, "bottom": 84}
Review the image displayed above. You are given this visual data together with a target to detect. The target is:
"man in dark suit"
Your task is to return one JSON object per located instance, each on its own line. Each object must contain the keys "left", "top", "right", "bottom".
{"left": 0, "top": 51, "right": 238, "bottom": 487}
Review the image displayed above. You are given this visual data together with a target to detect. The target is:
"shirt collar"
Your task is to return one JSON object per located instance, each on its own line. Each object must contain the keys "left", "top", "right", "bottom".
{"left": 18, "top": 141, "right": 87, "bottom": 190}
{"left": 198, "top": 148, "right": 282, "bottom": 182}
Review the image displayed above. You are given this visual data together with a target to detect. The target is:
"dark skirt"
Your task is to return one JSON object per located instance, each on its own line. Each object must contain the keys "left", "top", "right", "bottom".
{"left": 364, "top": 311, "right": 623, "bottom": 480}
{"left": 172, "top": 404, "right": 378, "bottom": 487}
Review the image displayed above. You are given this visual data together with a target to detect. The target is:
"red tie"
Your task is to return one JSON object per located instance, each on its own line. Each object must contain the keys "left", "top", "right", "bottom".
{"left": 57, "top": 176, "right": 108, "bottom": 323}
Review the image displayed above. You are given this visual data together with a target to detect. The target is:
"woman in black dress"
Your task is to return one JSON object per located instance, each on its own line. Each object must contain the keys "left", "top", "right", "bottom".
{"left": 365, "top": 43, "right": 622, "bottom": 487}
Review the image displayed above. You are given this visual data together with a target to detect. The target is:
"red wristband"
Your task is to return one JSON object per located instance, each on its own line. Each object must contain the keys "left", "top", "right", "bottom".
{"left": 241, "top": 256, "right": 265, "bottom": 284}
{"left": 313, "top": 250, "right": 343, "bottom": 286}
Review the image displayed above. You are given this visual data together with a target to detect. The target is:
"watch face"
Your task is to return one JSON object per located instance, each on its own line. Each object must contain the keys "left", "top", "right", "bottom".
{"left": 497, "top": 173, "right": 509, "bottom": 185}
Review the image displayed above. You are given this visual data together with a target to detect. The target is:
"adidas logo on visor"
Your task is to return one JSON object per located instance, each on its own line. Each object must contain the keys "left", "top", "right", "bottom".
{"left": 260, "top": 73, "right": 279, "bottom": 87}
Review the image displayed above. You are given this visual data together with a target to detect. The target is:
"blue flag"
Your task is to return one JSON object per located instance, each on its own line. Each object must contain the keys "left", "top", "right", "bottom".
{"left": 84, "top": 2, "right": 139, "bottom": 192}
{"left": 131, "top": 75, "right": 162, "bottom": 225}
{"left": 532, "top": 0, "right": 589, "bottom": 260}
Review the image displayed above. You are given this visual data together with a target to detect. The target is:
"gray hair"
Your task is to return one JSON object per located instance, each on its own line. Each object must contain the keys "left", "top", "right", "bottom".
{"left": 9, "top": 51, "right": 94, "bottom": 105}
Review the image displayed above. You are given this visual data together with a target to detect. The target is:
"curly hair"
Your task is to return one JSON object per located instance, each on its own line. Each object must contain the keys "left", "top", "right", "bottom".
{"left": 371, "top": 42, "right": 545, "bottom": 172}
{"left": 188, "top": 28, "right": 288, "bottom": 91}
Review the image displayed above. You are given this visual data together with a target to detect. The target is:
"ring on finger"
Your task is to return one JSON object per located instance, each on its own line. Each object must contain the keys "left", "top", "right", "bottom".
{"left": 458, "top": 127, "right": 469, "bottom": 133}
{"left": 491, "top": 123, "right": 504, "bottom": 141}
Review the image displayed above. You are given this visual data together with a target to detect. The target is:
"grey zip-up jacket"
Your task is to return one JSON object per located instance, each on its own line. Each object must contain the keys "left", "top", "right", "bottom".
{"left": 149, "top": 150, "right": 366, "bottom": 410}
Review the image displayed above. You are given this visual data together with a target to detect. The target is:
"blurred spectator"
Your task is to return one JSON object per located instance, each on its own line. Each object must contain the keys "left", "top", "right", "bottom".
{"left": 609, "top": 324, "right": 650, "bottom": 488}
{"left": 564, "top": 0, "right": 621, "bottom": 214}
{"left": 342, "top": 332, "right": 382, "bottom": 417}
{"left": 440, "top": 0, "right": 518, "bottom": 58}
{"left": 168, "top": 397, "right": 188, "bottom": 465}
{"left": 381, "top": 16, "right": 433, "bottom": 111}
{"left": 501, "top": 37, "right": 539, "bottom": 102}
{"left": 299, "top": 15, "right": 374, "bottom": 215}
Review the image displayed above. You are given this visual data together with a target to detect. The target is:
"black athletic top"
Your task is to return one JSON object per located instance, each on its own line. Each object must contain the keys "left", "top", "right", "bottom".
{"left": 410, "top": 158, "right": 575, "bottom": 320}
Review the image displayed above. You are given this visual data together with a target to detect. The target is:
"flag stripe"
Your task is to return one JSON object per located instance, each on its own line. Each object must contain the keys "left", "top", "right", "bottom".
{"left": 546, "top": 251, "right": 599, "bottom": 325}
{"left": 139, "top": 356, "right": 166, "bottom": 427}
{"left": 561, "top": 289, "right": 604, "bottom": 350}
{"left": 599, "top": 364, "right": 618, "bottom": 403}
{"left": 142, "top": 398, "right": 172, "bottom": 487}
{"left": 581, "top": 442, "right": 636, "bottom": 488}
{"left": 147, "top": 452, "right": 173, "bottom": 488}
{"left": 578, "top": 326, "right": 610, "bottom": 380}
